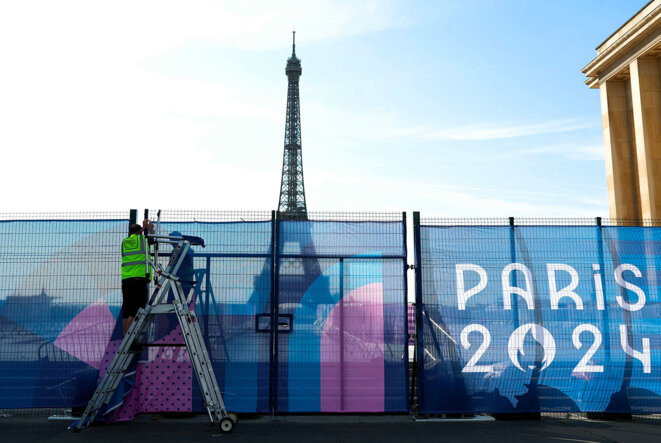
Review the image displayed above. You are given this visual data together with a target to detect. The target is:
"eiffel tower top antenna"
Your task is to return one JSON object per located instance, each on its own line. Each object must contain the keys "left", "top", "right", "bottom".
{"left": 278, "top": 30, "right": 307, "bottom": 217}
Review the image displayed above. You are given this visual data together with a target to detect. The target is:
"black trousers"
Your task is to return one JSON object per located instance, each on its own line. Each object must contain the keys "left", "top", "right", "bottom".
{"left": 121, "top": 277, "right": 149, "bottom": 319}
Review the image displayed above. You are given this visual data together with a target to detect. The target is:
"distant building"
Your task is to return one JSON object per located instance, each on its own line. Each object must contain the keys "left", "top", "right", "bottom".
{"left": 583, "top": 0, "right": 661, "bottom": 222}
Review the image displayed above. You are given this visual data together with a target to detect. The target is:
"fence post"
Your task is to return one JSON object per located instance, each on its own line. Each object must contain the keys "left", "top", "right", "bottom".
{"left": 412, "top": 211, "right": 423, "bottom": 414}
{"left": 402, "top": 211, "right": 412, "bottom": 411}
{"left": 129, "top": 209, "right": 137, "bottom": 225}
{"left": 339, "top": 257, "right": 345, "bottom": 411}
{"left": 508, "top": 217, "right": 519, "bottom": 328}
{"left": 595, "top": 216, "right": 610, "bottom": 357}
{"left": 270, "top": 210, "right": 280, "bottom": 414}
{"left": 204, "top": 256, "right": 211, "bottom": 345}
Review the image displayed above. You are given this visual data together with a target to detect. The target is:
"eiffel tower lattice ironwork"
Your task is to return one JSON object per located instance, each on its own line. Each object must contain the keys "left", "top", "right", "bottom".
{"left": 278, "top": 30, "right": 307, "bottom": 216}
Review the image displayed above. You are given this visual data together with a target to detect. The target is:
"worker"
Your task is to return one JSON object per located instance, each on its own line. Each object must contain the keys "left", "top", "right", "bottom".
{"left": 168, "top": 231, "right": 195, "bottom": 298}
{"left": 121, "top": 219, "right": 154, "bottom": 335}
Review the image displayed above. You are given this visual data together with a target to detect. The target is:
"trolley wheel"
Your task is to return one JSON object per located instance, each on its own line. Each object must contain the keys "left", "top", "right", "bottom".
{"left": 219, "top": 417, "right": 234, "bottom": 433}
{"left": 228, "top": 412, "right": 238, "bottom": 424}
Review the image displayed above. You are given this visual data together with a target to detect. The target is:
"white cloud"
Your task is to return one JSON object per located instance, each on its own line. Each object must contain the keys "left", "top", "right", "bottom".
{"left": 0, "top": 2, "right": 608, "bottom": 217}
{"left": 522, "top": 143, "right": 604, "bottom": 161}
{"left": 465, "top": 142, "right": 605, "bottom": 163}
{"left": 0, "top": 1, "right": 407, "bottom": 58}
{"left": 305, "top": 168, "right": 607, "bottom": 217}
{"left": 390, "top": 119, "right": 595, "bottom": 141}
{"left": 304, "top": 101, "right": 596, "bottom": 145}
{"left": 0, "top": 1, "right": 409, "bottom": 211}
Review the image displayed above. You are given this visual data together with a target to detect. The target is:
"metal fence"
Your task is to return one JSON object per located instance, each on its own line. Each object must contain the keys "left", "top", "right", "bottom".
{"left": 0, "top": 210, "right": 409, "bottom": 416}
{"left": 414, "top": 215, "right": 661, "bottom": 416}
{"left": 0, "top": 212, "right": 128, "bottom": 416}
{"left": 2, "top": 212, "right": 661, "bottom": 419}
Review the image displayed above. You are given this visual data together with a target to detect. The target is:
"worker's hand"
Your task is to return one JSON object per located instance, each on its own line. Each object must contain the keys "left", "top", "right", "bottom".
{"left": 142, "top": 219, "right": 155, "bottom": 234}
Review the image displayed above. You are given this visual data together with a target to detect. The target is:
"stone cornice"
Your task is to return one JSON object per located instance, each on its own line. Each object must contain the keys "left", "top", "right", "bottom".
{"left": 583, "top": 0, "right": 661, "bottom": 88}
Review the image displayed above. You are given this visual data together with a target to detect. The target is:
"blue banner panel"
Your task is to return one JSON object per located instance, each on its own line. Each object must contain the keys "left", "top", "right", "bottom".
{"left": 0, "top": 215, "right": 409, "bottom": 414}
{"left": 157, "top": 221, "right": 273, "bottom": 413}
{"left": 417, "top": 225, "right": 661, "bottom": 414}
{"left": 277, "top": 220, "right": 409, "bottom": 413}
{"left": 0, "top": 219, "right": 127, "bottom": 409}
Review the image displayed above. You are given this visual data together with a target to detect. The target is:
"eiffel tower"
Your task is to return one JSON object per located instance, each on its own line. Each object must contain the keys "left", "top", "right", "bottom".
{"left": 275, "top": 31, "right": 321, "bottom": 272}
{"left": 278, "top": 31, "right": 307, "bottom": 217}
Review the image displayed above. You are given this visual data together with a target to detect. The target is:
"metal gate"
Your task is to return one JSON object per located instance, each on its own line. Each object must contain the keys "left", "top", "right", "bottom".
{"left": 161, "top": 211, "right": 409, "bottom": 413}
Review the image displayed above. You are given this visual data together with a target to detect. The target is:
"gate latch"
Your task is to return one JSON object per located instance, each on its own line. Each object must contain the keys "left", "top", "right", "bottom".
{"left": 256, "top": 313, "right": 294, "bottom": 333}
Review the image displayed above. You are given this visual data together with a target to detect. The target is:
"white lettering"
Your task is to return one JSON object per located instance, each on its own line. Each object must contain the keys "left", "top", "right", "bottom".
{"left": 456, "top": 264, "right": 487, "bottom": 310}
{"left": 592, "top": 264, "right": 605, "bottom": 310}
{"left": 572, "top": 324, "right": 603, "bottom": 373}
{"left": 619, "top": 324, "right": 651, "bottom": 374}
{"left": 501, "top": 263, "right": 535, "bottom": 310}
{"left": 547, "top": 264, "right": 584, "bottom": 310}
{"left": 614, "top": 264, "right": 646, "bottom": 311}
{"left": 460, "top": 324, "right": 493, "bottom": 373}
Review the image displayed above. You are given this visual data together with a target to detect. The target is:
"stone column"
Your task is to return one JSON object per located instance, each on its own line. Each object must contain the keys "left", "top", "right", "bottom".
{"left": 600, "top": 80, "right": 640, "bottom": 220}
{"left": 630, "top": 57, "right": 661, "bottom": 221}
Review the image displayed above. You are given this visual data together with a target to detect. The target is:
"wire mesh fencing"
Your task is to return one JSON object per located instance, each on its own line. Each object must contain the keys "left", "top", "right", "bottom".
{"left": 0, "top": 212, "right": 129, "bottom": 417}
{"left": 414, "top": 216, "right": 661, "bottom": 419}
{"left": 4, "top": 212, "right": 659, "bottom": 420}
{"left": 275, "top": 212, "right": 408, "bottom": 412}
{"left": 0, "top": 210, "right": 409, "bottom": 415}
{"left": 420, "top": 217, "right": 661, "bottom": 226}
{"left": 150, "top": 210, "right": 275, "bottom": 413}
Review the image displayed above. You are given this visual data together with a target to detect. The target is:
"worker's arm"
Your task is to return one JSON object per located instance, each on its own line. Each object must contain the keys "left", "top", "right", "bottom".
{"left": 142, "top": 219, "right": 155, "bottom": 244}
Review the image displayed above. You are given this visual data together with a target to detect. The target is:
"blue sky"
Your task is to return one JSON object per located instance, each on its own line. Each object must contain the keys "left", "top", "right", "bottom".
{"left": 0, "top": 1, "right": 648, "bottom": 215}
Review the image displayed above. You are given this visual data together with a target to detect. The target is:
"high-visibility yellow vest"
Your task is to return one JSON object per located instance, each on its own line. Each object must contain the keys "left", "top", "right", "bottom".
{"left": 121, "top": 234, "right": 151, "bottom": 280}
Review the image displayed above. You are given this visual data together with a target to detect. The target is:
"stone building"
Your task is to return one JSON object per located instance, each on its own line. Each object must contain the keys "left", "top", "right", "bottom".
{"left": 583, "top": 0, "right": 661, "bottom": 222}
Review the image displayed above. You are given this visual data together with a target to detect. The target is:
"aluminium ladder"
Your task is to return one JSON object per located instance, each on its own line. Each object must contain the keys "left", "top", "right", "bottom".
{"left": 70, "top": 233, "right": 234, "bottom": 433}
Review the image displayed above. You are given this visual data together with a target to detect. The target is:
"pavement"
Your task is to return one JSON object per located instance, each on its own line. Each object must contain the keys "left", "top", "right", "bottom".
{"left": 1, "top": 414, "right": 660, "bottom": 442}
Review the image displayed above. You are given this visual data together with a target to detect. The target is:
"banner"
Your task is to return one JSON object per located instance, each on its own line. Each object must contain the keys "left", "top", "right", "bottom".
{"left": 417, "top": 225, "right": 661, "bottom": 414}
{"left": 0, "top": 214, "right": 409, "bottom": 414}
{"left": 277, "top": 219, "right": 408, "bottom": 412}
{"left": 0, "top": 218, "right": 127, "bottom": 408}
